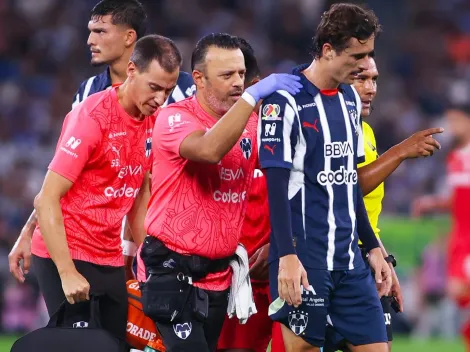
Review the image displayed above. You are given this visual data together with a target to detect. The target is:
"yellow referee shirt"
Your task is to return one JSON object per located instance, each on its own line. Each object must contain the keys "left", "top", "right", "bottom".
{"left": 358, "top": 121, "right": 384, "bottom": 239}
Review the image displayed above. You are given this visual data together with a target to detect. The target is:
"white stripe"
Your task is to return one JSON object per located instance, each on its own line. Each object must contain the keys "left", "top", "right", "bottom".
{"left": 281, "top": 102, "right": 295, "bottom": 163}
{"left": 315, "top": 94, "right": 336, "bottom": 270}
{"left": 120, "top": 215, "right": 127, "bottom": 240}
{"left": 277, "top": 91, "right": 307, "bottom": 239}
{"left": 448, "top": 172, "right": 470, "bottom": 187}
{"left": 351, "top": 86, "right": 364, "bottom": 159}
{"left": 171, "top": 85, "right": 186, "bottom": 103}
{"left": 72, "top": 93, "right": 80, "bottom": 109}
{"left": 339, "top": 93, "right": 356, "bottom": 270}
{"left": 257, "top": 104, "right": 262, "bottom": 157}
{"left": 82, "top": 76, "right": 96, "bottom": 101}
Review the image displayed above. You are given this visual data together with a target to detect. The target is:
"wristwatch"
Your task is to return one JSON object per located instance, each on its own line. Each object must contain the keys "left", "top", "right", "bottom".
{"left": 385, "top": 254, "right": 397, "bottom": 267}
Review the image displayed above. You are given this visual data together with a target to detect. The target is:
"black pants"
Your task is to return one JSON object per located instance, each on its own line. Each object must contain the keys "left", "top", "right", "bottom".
{"left": 32, "top": 255, "right": 127, "bottom": 342}
{"left": 156, "top": 288, "right": 229, "bottom": 352}
{"left": 139, "top": 236, "right": 231, "bottom": 352}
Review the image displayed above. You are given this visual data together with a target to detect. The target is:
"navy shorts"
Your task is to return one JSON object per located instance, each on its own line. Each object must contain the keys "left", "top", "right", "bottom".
{"left": 269, "top": 260, "right": 387, "bottom": 347}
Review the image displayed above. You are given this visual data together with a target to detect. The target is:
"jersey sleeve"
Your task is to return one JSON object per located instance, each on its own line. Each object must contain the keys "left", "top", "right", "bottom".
{"left": 154, "top": 107, "right": 203, "bottom": 157}
{"left": 350, "top": 85, "right": 365, "bottom": 164}
{"left": 49, "top": 106, "right": 102, "bottom": 182}
{"left": 258, "top": 93, "right": 299, "bottom": 169}
{"left": 358, "top": 122, "right": 376, "bottom": 168}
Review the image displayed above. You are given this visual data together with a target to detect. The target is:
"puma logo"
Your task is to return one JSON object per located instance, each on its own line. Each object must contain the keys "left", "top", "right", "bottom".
{"left": 303, "top": 119, "right": 319, "bottom": 133}
{"left": 264, "top": 144, "right": 277, "bottom": 155}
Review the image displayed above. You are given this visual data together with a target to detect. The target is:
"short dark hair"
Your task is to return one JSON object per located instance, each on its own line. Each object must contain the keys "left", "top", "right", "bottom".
{"left": 448, "top": 103, "right": 470, "bottom": 117}
{"left": 130, "top": 35, "right": 182, "bottom": 73}
{"left": 91, "top": 0, "right": 147, "bottom": 39}
{"left": 237, "top": 37, "right": 261, "bottom": 83}
{"left": 312, "top": 3, "right": 382, "bottom": 58}
{"left": 191, "top": 33, "right": 241, "bottom": 71}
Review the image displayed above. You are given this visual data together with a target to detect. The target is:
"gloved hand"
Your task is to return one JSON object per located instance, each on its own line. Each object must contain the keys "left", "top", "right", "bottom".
{"left": 245, "top": 73, "right": 302, "bottom": 103}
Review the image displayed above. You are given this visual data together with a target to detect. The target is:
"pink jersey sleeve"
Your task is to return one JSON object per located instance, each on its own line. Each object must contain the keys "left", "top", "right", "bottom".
{"left": 155, "top": 107, "right": 203, "bottom": 157}
{"left": 49, "top": 107, "right": 102, "bottom": 183}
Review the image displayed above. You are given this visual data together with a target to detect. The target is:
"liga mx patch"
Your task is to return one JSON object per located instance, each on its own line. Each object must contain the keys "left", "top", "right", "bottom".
{"left": 239, "top": 137, "right": 252, "bottom": 159}
{"left": 173, "top": 322, "right": 192, "bottom": 340}
{"left": 145, "top": 137, "right": 152, "bottom": 158}
{"left": 288, "top": 311, "right": 308, "bottom": 335}
{"left": 262, "top": 104, "right": 281, "bottom": 120}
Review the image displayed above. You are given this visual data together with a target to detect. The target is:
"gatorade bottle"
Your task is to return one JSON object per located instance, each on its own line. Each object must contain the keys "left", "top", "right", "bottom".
{"left": 143, "top": 339, "right": 166, "bottom": 352}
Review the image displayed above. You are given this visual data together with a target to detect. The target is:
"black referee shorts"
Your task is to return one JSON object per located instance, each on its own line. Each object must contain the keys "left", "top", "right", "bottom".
{"left": 31, "top": 255, "right": 127, "bottom": 342}
{"left": 361, "top": 248, "right": 393, "bottom": 342}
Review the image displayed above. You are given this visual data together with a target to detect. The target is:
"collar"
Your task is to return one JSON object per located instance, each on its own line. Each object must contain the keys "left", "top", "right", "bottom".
{"left": 292, "top": 63, "right": 341, "bottom": 97}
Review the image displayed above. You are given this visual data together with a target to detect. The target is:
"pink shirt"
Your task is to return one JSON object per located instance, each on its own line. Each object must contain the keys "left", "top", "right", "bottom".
{"left": 32, "top": 87, "right": 155, "bottom": 266}
{"left": 144, "top": 96, "right": 258, "bottom": 290}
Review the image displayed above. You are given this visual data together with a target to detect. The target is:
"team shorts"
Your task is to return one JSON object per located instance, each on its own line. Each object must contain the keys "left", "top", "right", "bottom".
{"left": 217, "top": 282, "right": 272, "bottom": 352}
{"left": 269, "top": 260, "right": 387, "bottom": 348}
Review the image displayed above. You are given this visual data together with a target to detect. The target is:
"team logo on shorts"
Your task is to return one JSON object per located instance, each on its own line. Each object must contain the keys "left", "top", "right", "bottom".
{"left": 72, "top": 321, "right": 89, "bottom": 328}
{"left": 145, "top": 137, "right": 152, "bottom": 158}
{"left": 240, "top": 138, "right": 252, "bottom": 159}
{"left": 173, "top": 322, "right": 192, "bottom": 340}
{"left": 288, "top": 311, "right": 308, "bottom": 335}
{"left": 262, "top": 104, "right": 281, "bottom": 120}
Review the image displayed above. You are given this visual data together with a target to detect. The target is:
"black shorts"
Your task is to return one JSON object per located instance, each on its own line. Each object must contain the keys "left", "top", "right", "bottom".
{"left": 31, "top": 255, "right": 127, "bottom": 341}
{"left": 155, "top": 288, "right": 229, "bottom": 352}
{"left": 381, "top": 295, "right": 393, "bottom": 341}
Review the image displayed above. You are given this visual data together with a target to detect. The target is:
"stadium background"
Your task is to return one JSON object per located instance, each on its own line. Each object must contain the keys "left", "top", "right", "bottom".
{"left": 0, "top": 0, "right": 467, "bottom": 350}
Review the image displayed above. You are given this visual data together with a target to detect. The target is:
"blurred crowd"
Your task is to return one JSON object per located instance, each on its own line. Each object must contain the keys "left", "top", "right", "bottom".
{"left": 0, "top": 0, "right": 469, "bottom": 337}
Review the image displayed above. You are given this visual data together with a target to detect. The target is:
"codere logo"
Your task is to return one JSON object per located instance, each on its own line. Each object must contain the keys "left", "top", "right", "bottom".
{"left": 317, "top": 166, "right": 357, "bottom": 186}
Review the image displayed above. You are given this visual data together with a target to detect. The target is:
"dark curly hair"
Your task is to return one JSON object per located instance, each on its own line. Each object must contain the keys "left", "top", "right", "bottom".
{"left": 311, "top": 3, "right": 382, "bottom": 58}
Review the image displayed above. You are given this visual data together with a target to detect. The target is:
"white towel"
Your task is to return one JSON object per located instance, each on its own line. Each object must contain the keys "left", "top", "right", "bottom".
{"left": 227, "top": 244, "right": 257, "bottom": 324}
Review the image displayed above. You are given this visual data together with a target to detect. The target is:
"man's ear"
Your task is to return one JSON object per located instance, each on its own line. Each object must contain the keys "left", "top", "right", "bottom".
{"left": 127, "top": 61, "right": 137, "bottom": 79}
{"left": 248, "top": 77, "right": 261, "bottom": 87}
{"left": 192, "top": 69, "right": 205, "bottom": 89}
{"left": 125, "top": 29, "right": 137, "bottom": 48}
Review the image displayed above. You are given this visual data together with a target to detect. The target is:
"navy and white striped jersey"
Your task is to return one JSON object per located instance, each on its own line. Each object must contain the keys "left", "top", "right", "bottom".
{"left": 258, "top": 64, "right": 365, "bottom": 271}
{"left": 71, "top": 68, "right": 195, "bottom": 109}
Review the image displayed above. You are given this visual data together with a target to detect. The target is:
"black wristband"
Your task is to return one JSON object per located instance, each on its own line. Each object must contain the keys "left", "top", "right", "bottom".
{"left": 385, "top": 254, "right": 397, "bottom": 267}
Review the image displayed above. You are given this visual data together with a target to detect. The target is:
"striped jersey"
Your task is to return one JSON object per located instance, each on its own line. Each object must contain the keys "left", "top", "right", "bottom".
{"left": 72, "top": 67, "right": 195, "bottom": 109}
{"left": 258, "top": 64, "right": 365, "bottom": 271}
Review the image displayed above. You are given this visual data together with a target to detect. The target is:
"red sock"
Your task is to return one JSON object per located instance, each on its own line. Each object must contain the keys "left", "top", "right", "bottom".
{"left": 462, "top": 320, "right": 470, "bottom": 352}
{"left": 271, "top": 322, "right": 286, "bottom": 352}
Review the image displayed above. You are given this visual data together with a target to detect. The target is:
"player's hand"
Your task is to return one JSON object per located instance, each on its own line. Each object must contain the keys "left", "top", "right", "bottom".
{"left": 394, "top": 127, "right": 444, "bottom": 160}
{"left": 390, "top": 267, "right": 404, "bottom": 312}
{"left": 8, "top": 232, "right": 33, "bottom": 283}
{"left": 411, "top": 195, "right": 436, "bottom": 218}
{"left": 249, "top": 244, "right": 270, "bottom": 281}
{"left": 278, "top": 254, "right": 309, "bottom": 307}
{"left": 125, "top": 265, "right": 136, "bottom": 282}
{"left": 59, "top": 268, "right": 90, "bottom": 304}
{"left": 368, "top": 248, "right": 392, "bottom": 297}
{"left": 245, "top": 74, "right": 302, "bottom": 102}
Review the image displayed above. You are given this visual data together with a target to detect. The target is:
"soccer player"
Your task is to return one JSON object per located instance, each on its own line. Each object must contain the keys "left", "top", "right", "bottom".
{"left": 217, "top": 37, "right": 273, "bottom": 352}
{"left": 323, "top": 57, "right": 443, "bottom": 352}
{"left": 412, "top": 105, "right": 470, "bottom": 350}
{"left": 138, "top": 33, "right": 302, "bottom": 352}
{"left": 30, "top": 35, "right": 182, "bottom": 341}
{"left": 8, "top": 0, "right": 195, "bottom": 284}
{"left": 259, "top": 4, "right": 392, "bottom": 352}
